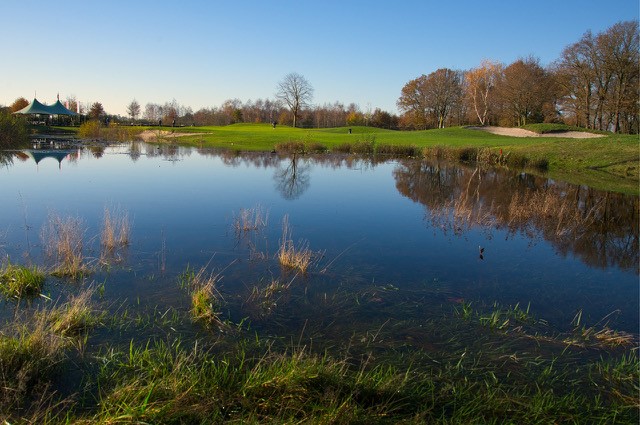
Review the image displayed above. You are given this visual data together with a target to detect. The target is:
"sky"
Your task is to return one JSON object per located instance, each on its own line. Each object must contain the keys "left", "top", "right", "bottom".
{"left": 1, "top": 0, "right": 638, "bottom": 117}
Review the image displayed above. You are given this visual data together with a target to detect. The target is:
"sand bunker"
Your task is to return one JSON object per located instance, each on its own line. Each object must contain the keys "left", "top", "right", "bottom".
{"left": 468, "top": 126, "right": 604, "bottom": 139}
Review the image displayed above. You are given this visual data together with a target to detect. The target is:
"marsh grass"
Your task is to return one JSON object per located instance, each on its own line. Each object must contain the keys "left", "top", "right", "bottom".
{"left": 0, "top": 316, "right": 66, "bottom": 416}
{"left": 101, "top": 205, "right": 131, "bottom": 252}
{"left": 180, "top": 265, "right": 225, "bottom": 328}
{"left": 45, "top": 287, "right": 102, "bottom": 338}
{"left": 233, "top": 204, "right": 268, "bottom": 235}
{"left": 0, "top": 261, "right": 45, "bottom": 299}
{"left": 41, "top": 213, "right": 88, "bottom": 278}
{"left": 277, "top": 215, "right": 317, "bottom": 273}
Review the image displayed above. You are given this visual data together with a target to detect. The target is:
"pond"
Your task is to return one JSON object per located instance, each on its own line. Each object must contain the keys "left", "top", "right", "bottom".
{"left": 0, "top": 141, "right": 638, "bottom": 420}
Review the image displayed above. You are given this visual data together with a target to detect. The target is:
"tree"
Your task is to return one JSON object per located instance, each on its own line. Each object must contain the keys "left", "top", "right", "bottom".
{"left": 127, "top": 99, "right": 141, "bottom": 121}
{"left": 598, "top": 20, "right": 639, "bottom": 133}
{"left": 276, "top": 72, "right": 314, "bottom": 128}
{"left": 465, "top": 60, "right": 502, "bottom": 126}
{"left": 89, "top": 102, "right": 105, "bottom": 120}
{"left": 397, "top": 68, "right": 463, "bottom": 129}
{"left": 497, "top": 57, "right": 554, "bottom": 126}
{"left": 397, "top": 75, "right": 430, "bottom": 129}
{"left": 10, "top": 97, "right": 29, "bottom": 112}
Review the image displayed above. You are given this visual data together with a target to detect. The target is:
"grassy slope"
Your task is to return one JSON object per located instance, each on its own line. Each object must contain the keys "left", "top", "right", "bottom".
{"left": 170, "top": 124, "right": 638, "bottom": 194}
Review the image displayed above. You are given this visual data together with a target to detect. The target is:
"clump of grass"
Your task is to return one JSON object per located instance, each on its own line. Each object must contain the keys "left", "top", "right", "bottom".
{"left": 0, "top": 261, "right": 45, "bottom": 299}
{"left": 101, "top": 205, "right": 131, "bottom": 252}
{"left": 181, "top": 266, "right": 224, "bottom": 328}
{"left": 306, "top": 142, "right": 328, "bottom": 153}
{"left": 41, "top": 213, "right": 88, "bottom": 278}
{"left": 275, "top": 140, "right": 305, "bottom": 154}
{"left": 0, "top": 317, "right": 65, "bottom": 413}
{"left": 277, "top": 215, "right": 315, "bottom": 273}
{"left": 376, "top": 144, "right": 420, "bottom": 157}
{"left": 233, "top": 204, "right": 268, "bottom": 234}
{"left": 46, "top": 287, "right": 102, "bottom": 338}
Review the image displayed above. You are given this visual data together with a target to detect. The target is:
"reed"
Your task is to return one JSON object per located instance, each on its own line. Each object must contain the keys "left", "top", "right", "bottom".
{"left": 41, "top": 213, "right": 87, "bottom": 278}
{"left": 277, "top": 215, "right": 314, "bottom": 273}
{"left": 0, "top": 261, "right": 45, "bottom": 299}
{"left": 101, "top": 205, "right": 131, "bottom": 252}
{"left": 233, "top": 204, "right": 268, "bottom": 234}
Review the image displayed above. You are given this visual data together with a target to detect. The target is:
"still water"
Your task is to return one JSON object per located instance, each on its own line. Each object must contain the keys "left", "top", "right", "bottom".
{"left": 0, "top": 142, "right": 637, "bottom": 352}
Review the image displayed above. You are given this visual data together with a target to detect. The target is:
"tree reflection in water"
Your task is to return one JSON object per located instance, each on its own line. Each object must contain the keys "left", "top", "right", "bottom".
{"left": 273, "top": 154, "right": 311, "bottom": 200}
{"left": 394, "top": 160, "right": 639, "bottom": 273}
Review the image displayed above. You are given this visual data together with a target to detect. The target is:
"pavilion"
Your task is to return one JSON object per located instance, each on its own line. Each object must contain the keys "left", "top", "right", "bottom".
{"left": 13, "top": 96, "right": 79, "bottom": 124}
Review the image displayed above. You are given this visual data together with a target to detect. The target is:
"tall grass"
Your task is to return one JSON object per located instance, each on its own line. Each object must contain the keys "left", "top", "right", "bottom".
{"left": 100, "top": 205, "right": 131, "bottom": 264}
{"left": 233, "top": 204, "right": 268, "bottom": 234}
{"left": 45, "top": 287, "right": 101, "bottom": 338}
{"left": 277, "top": 215, "right": 314, "bottom": 273}
{"left": 41, "top": 213, "right": 87, "bottom": 278}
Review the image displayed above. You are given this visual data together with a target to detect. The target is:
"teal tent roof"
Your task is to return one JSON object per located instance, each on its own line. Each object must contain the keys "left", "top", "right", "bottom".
{"left": 14, "top": 98, "right": 53, "bottom": 115}
{"left": 13, "top": 98, "right": 79, "bottom": 116}
{"left": 47, "top": 100, "right": 78, "bottom": 116}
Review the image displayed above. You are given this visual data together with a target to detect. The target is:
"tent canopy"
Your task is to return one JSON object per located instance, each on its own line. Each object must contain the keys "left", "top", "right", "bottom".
{"left": 13, "top": 98, "right": 78, "bottom": 116}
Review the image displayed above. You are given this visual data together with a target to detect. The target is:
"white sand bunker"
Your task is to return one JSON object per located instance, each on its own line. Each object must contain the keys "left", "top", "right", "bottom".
{"left": 469, "top": 126, "right": 604, "bottom": 139}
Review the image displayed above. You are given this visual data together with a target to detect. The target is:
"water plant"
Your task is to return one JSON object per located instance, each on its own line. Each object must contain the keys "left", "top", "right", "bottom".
{"left": 277, "top": 215, "right": 315, "bottom": 273}
{"left": 232, "top": 204, "right": 268, "bottom": 234}
{"left": 0, "top": 261, "right": 45, "bottom": 299}
{"left": 41, "top": 213, "right": 88, "bottom": 278}
{"left": 101, "top": 205, "right": 131, "bottom": 252}
{"left": 45, "top": 287, "right": 102, "bottom": 338}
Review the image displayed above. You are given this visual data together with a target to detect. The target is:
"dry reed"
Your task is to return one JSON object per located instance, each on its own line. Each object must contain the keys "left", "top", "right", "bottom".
{"left": 101, "top": 206, "right": 131, "bottom": 251}
{"left": 277, "top": 215, "right": 314, "bottom": 273}
{"left": 233, "top": 204, "right": 268, "bottom": 234}
{"left": 41, "top": 213, "right": 87, "bottom": 277}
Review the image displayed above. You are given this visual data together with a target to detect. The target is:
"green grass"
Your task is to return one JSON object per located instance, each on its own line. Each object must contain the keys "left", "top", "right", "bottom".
{"left": 0, "top": 261, "right": 45, "bottom": 299}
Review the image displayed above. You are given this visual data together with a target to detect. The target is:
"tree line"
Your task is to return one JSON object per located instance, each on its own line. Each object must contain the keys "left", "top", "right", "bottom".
{"left": 3, "top": 20, "right": 636, "bottom": 133}
{"left": 398, "top": 20, "right": 638, "bottom": 133}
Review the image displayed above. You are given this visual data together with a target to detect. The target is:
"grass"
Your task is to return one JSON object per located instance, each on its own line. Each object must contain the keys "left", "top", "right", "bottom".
{"left": 180, "top": 265, "right": 225, "bottom": 328}
{"left": 277, "top": 215, "right": 315, "bottom": 273}
{"left": 41, "top": 213, "right": 88, "bottom": 278}
{"left": 0, "top": 261, "right": 45, "bottom": 299}
{"left": 45, "top": 287, "right": 102, "bottom": 338}
{"left": 232, "top": 204, "right": 268, "bottom": 235}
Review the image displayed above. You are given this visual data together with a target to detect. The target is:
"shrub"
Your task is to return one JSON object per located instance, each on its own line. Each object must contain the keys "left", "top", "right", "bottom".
{"left": 0, "top": 111, "right": 29, "bottom": 148}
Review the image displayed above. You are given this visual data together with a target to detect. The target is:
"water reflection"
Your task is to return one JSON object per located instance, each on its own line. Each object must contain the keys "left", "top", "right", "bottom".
{"left": 393, "top": 160, "right": 639, "bottom": 273}
{"left": 273, "top": 154, "right": 311, "bottom": 200}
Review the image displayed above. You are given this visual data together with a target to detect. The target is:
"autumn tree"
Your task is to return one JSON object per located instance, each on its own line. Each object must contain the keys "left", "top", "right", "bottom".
{"left": 465, "top": 60, "right": 502, "bottom": 126}
{"left": 88, "top": 102, "right": 105, "bottom": 120}
{"left": 276, "top": 72, "right": 314, "bottom": 128}
{"left": 598, "top": 20, "right": 639, "bottom": 133}
{"left": 10, "top": 97, "right": 29, "bottom": 112}
{"left": 398, "top": 68, "right": 463, "bottom": 129}
{"left": 497, "top": 57, "right": 555, "bottom": 126}
{"left": 127, "top": 99, "right": 141, "bottom": 121}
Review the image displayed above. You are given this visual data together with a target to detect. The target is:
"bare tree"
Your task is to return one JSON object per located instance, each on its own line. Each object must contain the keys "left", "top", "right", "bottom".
{"left": 127, "top": 99, "right": 141, "bottom": 121}
{"left": 276, "top": 72, "right": 314, "bottom": 128}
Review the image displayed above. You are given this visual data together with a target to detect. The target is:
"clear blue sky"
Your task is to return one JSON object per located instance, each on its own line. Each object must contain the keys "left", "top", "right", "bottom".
{"left": 1, "top": 0, "right": 637, "bottom": 116}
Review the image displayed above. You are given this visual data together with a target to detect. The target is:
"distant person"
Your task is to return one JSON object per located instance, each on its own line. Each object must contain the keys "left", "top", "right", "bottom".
{"left": 172, "top": 119, "right": 175, "bottom": 127}
{"left": 158, "top": 119, "right": 162, "bottom": 126}
{"left": 348, "top": 128, "right": 352, "bottom": 134}
{"left": 272, "top": 121, "right": 277, "bottom": 129}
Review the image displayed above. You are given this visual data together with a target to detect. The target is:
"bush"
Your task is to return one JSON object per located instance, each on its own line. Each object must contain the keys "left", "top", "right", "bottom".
{"left": 0, "top": 112, "right": 28, "bottom": 148}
